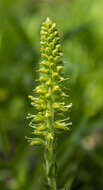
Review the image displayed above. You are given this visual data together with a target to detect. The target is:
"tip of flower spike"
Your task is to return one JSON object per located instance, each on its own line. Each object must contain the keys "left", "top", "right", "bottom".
{"left": 45, "top": 17, "right": 52, "bottom": 23}
{"left": 43, "top": 17, "right": 53, "bottom": 28}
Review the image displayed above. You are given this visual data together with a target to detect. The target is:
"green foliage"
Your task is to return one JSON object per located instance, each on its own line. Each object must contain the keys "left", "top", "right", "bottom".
{"left": 0, "top": 0, "right": 103, "bottom": 190}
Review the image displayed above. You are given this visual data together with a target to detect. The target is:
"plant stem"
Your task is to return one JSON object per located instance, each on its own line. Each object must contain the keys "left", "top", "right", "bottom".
{"left": 44, "top": 74, "right": 57, "bottom": 190}
{"left": 44, "top": 139, "right": 56, "bottom": 190}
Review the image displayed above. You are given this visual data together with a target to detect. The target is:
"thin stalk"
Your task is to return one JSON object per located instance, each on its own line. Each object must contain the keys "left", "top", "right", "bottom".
{"left": 44, "top": 71, "right": 57, "bottom": 189}
{"left": 44, "top": 139, "right": 56, "bottom": 190}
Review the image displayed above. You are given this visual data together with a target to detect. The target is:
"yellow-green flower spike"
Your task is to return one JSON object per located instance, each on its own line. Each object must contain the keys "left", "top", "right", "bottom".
{"left": 26, "top": 17, "right": 72, "bottom": 190}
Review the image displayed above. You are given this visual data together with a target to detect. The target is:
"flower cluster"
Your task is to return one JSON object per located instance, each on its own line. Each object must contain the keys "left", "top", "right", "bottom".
{"left": 26, "top": 17, "right": 72, "bottom": 146}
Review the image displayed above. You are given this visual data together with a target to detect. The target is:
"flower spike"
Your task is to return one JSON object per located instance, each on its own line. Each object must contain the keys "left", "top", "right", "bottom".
{"left": 26, "top": 17, "right": 72, "bottom": 190}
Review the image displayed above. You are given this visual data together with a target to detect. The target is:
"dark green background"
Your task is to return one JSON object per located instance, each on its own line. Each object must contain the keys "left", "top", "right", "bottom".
{"left": 0, "top": 0, "right": 103, "bottom": 189}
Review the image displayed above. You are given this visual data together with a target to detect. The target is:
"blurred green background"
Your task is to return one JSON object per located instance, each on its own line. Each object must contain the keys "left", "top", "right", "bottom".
{"left": 0, "top": 0, "right": 103, "bottom": 189}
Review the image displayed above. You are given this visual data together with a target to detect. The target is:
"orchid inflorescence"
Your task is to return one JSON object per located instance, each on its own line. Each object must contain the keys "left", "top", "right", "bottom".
{"left": 26, "top": 17, "right": 72, "bottom": 189}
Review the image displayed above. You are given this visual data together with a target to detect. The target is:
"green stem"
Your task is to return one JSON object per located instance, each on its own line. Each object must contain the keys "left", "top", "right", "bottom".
{"left": 44, "top": 74, "right": 57, "bottom": 190}
{"left": 44, "top": 139, "right": 56, "bottom": 190}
